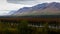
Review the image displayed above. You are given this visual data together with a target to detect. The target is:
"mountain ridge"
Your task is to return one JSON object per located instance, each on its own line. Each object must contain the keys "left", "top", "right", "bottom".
{"left": 9, "top": 2, "right": 60, "bottom": 16}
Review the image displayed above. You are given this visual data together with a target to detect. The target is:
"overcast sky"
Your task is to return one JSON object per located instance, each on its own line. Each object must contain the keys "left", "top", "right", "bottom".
{"left": 0, "top": 0, "right": 60, "bottom": 15}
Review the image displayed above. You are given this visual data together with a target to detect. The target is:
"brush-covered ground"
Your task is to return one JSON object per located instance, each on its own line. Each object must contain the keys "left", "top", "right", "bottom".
{"left": 0, "top": 20, "right": 60, "bottom": 34}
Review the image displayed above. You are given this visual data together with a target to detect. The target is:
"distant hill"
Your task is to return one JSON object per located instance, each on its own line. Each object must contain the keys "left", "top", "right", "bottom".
{"left": 10, "top": 2, "right": 60, "bottom": 16}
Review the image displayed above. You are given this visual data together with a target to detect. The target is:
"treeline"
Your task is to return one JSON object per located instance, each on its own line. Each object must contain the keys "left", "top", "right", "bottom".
{"left": 0, "top": 15, "right": 60, "bottom": 18}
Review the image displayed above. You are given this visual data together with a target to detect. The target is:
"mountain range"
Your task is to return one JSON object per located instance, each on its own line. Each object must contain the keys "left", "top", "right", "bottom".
{"left": 9, "top": 2, "right": 60, "bottom": 16}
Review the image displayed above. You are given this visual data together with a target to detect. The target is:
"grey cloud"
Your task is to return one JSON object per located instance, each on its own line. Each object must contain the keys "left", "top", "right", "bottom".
{"left": 7, "top": 0, "right": 33, "bottom": 1}
{"left": 7, "top": 0, "right": 41, "bottom": 5}
{"left": 7, "top": 0, "right": 60, "bottom": 5}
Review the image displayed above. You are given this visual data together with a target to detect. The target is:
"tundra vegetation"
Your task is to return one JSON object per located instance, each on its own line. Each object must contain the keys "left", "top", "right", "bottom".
{"left": 0, "top": 20, "right": 60, "bottom": 34}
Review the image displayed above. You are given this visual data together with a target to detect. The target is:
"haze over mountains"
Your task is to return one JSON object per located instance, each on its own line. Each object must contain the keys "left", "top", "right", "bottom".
{"left": 10, "top": 2, "right": 60, "bottom": 16}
